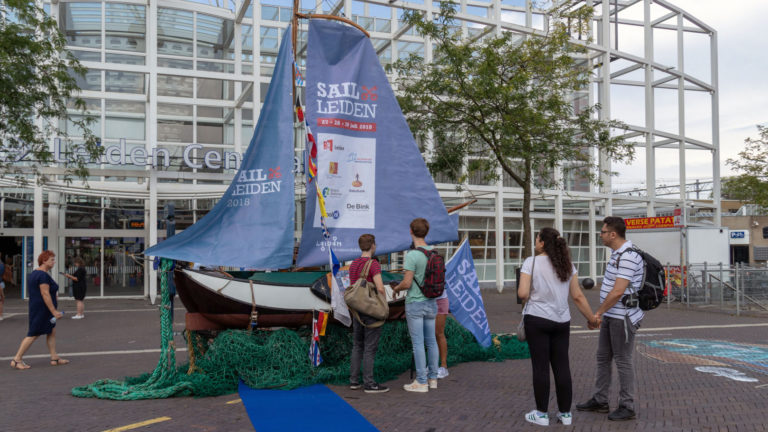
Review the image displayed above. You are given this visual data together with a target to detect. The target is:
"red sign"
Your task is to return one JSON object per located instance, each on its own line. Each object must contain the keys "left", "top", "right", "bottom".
{"left": 625, "top": 216, "right": 675, "bottom": 230}
{"left": 673, "top": 208, "right": 683, "bottom": 227}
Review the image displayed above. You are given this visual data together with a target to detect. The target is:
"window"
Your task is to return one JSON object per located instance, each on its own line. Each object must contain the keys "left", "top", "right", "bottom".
{"left": 260, "top": 26, "right": 281, "bottom": 54}
{"left": 754, "top": 246, "right": 768, "bottom": 261}
{"left": 70, "top": 68, "right": 102, "bottom": 91}
{"left": 197, "top": 78, "right": 234, "bottom": 100}
{"left": 197, "top": 14, "right": 234, "bottom": 60}
{"left": 106, "top": 4, "right": 146, "bottom": 53}
{"left": 60, "top": 3, "right": 102, "bottom": 48}
{"left": 158, "top": 104, "right": 193, "bottom": 143}
{"left": 105, "top": 71, "right": 146, "bottom": 94}
{"left": 158, "top": 8, "right": 193, "bottom": 57}
{"left": 158, "top": 75, "right": 193, "bottom": 98}
{"left": 105, "top": 100, "right": 145, "bottom": 140}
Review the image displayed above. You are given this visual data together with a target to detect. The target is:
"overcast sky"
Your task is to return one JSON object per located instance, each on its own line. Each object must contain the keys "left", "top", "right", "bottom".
{"left": 610, "top": 0, "right": 768, "bottom": 190}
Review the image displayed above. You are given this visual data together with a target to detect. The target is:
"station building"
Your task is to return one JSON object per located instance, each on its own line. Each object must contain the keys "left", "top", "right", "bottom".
{"left": 0, "top": 0, "right": 720, "bottom": 300}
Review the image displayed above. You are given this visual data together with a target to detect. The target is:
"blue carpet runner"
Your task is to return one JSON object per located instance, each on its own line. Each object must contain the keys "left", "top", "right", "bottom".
{"left": 238, "top": 381, "right": 380, "bottom": 431}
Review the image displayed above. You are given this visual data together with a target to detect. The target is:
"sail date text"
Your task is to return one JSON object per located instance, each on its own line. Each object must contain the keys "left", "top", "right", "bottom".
{"left": 226, "top": 198, "right": 250, "bottom": 207}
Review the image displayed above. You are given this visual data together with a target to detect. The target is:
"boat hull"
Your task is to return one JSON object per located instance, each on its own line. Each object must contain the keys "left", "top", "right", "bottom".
{"left": 174, "top": 268, "right": 405, "bottom": 330}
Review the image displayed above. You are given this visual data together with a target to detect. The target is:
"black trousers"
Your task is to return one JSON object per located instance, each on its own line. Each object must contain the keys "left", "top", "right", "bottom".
{"left": 524, "top": 314, "right": 572, "bottom": 413}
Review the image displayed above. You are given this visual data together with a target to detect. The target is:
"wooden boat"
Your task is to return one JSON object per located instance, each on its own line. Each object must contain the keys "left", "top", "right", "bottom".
{"left": 176, "top": 268, "right": 405, "bottom": 330}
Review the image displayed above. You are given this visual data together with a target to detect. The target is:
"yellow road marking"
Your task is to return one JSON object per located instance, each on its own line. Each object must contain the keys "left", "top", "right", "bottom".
{"left": 102, "top": 417, "right": 171, "bottom": 432}
{"left": 226, "top": 398, "right": 242, "bottom": 404}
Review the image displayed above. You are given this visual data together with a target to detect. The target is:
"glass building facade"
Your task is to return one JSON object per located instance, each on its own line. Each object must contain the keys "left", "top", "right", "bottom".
{"left": 0, "top": 0, "right": 719, "bottom": 299}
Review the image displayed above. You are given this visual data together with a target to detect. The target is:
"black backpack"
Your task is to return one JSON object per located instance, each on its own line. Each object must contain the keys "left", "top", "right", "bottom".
{"left": 413, "top": 247, "right": 446, "bottom": 298}
{"left": 616, "top": 246, "right": 666, "bottom": 311}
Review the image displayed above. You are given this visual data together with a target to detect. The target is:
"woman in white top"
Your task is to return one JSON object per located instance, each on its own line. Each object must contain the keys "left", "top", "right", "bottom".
{"left": 518, "top": 227, "right": 599, "bottom": 426}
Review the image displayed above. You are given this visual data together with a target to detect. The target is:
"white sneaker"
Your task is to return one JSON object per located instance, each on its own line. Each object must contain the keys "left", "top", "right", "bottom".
{"left": 524, "top": 410, "right": 549, "bottom": 426}
{"left": 437, "top": 367, "right": 449, "bottom": 379}
{"left": 403, "top": 380, "right": 428, "bottom": 393}
{"left": 557, "top": 412, "right": 573, "bottom": 425}
{"left": 428, "top": 379, "right": 437, "bottom": 389}
{"left": 71, "top": 314, "right": 84, "bottom": 320}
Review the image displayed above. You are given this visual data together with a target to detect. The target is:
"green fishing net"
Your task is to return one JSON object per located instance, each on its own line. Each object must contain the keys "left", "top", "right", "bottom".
{"left": 72, "top": 260, "right": 530, "bottom": 400}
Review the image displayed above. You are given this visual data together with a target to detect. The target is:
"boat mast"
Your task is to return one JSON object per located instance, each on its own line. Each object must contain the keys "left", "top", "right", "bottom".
{"left": 291, "top": 0, "right": 299, "bottom": 102}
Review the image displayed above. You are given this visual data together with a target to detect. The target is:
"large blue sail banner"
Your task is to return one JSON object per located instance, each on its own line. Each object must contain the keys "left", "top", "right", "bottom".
{"left": 445, "top": 239, "right": 492, "bottom": 348}
{"left": 144, "top": 27, "right": 295, "bottom": 269}
{"left": 297, "top": 20, "right": 458, "bottom": 267}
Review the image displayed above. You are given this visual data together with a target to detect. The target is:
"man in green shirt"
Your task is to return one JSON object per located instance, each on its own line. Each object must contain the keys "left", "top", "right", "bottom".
{"left": 392, "top": 218, "right": 439, "bottom": 392}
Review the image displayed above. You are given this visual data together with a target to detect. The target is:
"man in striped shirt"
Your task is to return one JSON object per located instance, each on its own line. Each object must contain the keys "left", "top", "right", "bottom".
{"left": 576, "top": 216, "right": 644, "bottom": 421}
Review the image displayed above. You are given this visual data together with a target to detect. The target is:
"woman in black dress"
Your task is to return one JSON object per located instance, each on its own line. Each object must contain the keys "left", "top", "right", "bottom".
{"left": 63, "top": 257, "right": 87, "bottom": 319}
{"left": 10, "top": 251, "right": 69, "bottom": 370}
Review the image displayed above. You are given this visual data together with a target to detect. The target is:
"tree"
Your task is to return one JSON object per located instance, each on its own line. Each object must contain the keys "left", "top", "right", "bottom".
{"left": 393, "top": 2, "right": 634, "bottom": 257}
{"left": 0, "top": 0, "right": 102, "bottom": 183}
{"left": 722, "top": 125, "right": 768, "bottom": 212}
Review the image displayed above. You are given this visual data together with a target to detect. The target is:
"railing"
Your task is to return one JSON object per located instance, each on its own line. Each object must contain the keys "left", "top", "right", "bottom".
{"left": 665, "top": 263, "right": 768, "bottom": 315}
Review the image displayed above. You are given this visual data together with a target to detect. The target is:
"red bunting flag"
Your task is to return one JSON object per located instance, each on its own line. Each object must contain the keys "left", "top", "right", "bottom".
{"left": 316, "top": 311, "right": 328, "bottom": 336}
{"left": 295, "top": 97, "right": 304, "bottom": 122}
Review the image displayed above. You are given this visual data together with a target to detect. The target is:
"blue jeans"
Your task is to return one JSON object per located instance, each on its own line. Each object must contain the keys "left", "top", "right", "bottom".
{"left": 405, "top": 299, "right": 439, "bottom": 384}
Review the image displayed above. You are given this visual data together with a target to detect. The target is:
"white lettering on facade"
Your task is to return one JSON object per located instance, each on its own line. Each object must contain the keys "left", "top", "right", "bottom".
{"left": 129, "top": 146, "right": 147, "bottom": 166}
{"left": 106, "top": 139, "right": 127, "bottom": 165}
{"left": 204, "top": 150, "right": 221, "bottom": 169}
{"left": 49, "top": 137, "right": 286, "bottom": 172}
{"left": 183, "top": 144, "right": 203, "bottom": 169}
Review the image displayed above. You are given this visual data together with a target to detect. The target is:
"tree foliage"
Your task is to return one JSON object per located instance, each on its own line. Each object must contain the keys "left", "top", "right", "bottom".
{"left": 393, "top": 2, "right": 634, "bottom": 256}
{"left": 722, "top": 125, "right": 768, "bottom": 212}
{"left": 0, "top": 0, "right": 102, "bottom": 182}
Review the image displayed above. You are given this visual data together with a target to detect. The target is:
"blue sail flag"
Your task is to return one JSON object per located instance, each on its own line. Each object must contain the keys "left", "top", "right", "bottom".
{"left": 297, "top": 20, "right": 458, "bottom": 267}
{"left": 445, "top": 239, "right": 492, "bottom": 348}
{"left": 144, "top": 27, "right": 295, "bottom": 269}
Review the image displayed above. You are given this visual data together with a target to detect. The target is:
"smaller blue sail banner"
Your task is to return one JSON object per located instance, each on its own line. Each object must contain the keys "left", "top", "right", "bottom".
{"left": 144, "top": 27, "right": 295, "bottom": 269}
{"left": 297, "top": 19, "right": 458, "bottom": 267}
{"left": 445, "top": 239, "right": 492, "bottom": 348}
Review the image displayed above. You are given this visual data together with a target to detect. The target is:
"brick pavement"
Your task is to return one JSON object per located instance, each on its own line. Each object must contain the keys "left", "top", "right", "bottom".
{"left": 1, "top": 289, "right": 767, "bottom": 431}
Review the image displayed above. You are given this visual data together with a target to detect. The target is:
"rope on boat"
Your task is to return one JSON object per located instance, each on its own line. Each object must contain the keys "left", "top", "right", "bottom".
{"left": 71, "top": 258, "right": 195, "bottom": 399}
{"left": 248, "top": 279, "right": 259, "bottom": 329}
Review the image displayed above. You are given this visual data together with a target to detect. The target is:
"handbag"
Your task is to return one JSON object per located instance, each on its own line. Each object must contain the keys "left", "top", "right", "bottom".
{"left": 343, "top": 259, "right": 389, "bottom": 326}
{"left": 517, "top": 256, "right": 536, "bottom": 342}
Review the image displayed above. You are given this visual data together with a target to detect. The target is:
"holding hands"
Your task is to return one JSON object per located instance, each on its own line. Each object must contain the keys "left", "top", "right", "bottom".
{"left": 587, "top": 313, "right": 601, "bottom": 330}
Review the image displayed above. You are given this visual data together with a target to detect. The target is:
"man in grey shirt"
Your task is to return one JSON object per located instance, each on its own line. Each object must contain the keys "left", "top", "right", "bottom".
{"left": 576, "top": 216, "right": 644, "bottom": 421}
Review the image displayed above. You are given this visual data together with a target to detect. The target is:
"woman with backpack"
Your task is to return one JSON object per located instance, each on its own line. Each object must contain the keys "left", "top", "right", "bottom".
{"left": 517, "top": 227, "right": 600, "bottom": 426}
